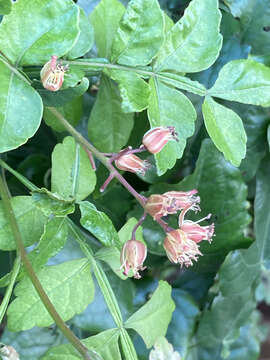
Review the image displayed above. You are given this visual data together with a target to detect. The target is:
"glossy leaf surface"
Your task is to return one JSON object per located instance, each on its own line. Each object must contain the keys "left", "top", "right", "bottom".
{"left": 0, "top": 0, "right": 79, "bottom": 65}
{"left": 125, "top": 281, "right": 175, "bottom": 348}
{"left": 202, "top": 96, "right": 247, "bottom": 167}
{"left": 79, "top": 201, "right": 120, "bottom": 248}
{"left": 0, "top": 196, "right": 47, "bottom": 251}
{"left": 148, "top": 78, "right": 196, "bottom": 175}
{"left": 51, "top": 136, "right": 96, "bottom": 201}
{"left": 0, "top": 61, "right": 43, "bottom": 153}
{"left": 90, "top": 0, "right": 125, "bottom": 58}
{"left": 154, "top": 0, "right": 222, "bottom": 73}
{"left": 88, "top": 75, "right": 134, "bottom": 152}
{"left": 111, "top": 0, "right": 164, "bottom": 66}
{"left": 209, "top": 59, "right": 270, "bottom": 106}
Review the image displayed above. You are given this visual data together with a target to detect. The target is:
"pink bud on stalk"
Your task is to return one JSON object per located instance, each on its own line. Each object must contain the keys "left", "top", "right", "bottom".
{"left": 115, "top": 153, "right": 151, "bottom": 175}
{"left": 164, "top": 229, "right": 202, "bottom": 267}
{"left": 142, "top": 126, "right": 178, "bottom": 154}
{"left": 120, "top": 240, "right": 147, "bottom": 279}
{"left": 40, "top": 55, "right": 67, "bottom": 92}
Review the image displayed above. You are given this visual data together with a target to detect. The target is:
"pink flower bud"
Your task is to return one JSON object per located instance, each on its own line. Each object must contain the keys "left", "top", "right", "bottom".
{"left": 164, "top": 229, "right": 202, "bottom": 267}
{"left": 164, "top": 190, "right": 200, "bottom": 212}
{"left": 115, "top": 153, "right": 151, "bottom": 175}
{"left": 181, "top": 220, "right": 215, "bottom": 243}
{"left": 40, "top": 55, "right": 67, "bottom": 92}
{"left": 145, "top": 194, "right": 177, "bottom": 220}
{"left": 142, "top": 126, "right": 178, "bottom": 154}
{"left": 120, "top": 240, "right": 147, "bottom": 279}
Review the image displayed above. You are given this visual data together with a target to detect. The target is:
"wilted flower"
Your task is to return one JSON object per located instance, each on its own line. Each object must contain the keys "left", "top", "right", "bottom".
{"left": 145, "top": 194, "right": 177, "bottom": 220}
{"left": 142, "top": 126, "right": 178, "bottom": 154}
{"left": 164, "top": 190, "right": 200, "bottom": 212}
{"left": 0, "top": 344, "right": 19, "bottom": 360}
{"left": 40, "top": 55, "right": 67, "bottom": 91}
{"left": 180, "top": 219, "right": 215, "bottom": 243}
{"left": 120, "top": 240, "right": 147, "bottom": 279}
{"left": 115, "top": 153, "right": 150, "bottom": 175}
{"left": 145, "top": 190, "right": 200, "bottom": 220}
{"left": 164, "top": 229, "right": 202, "bottom": 267}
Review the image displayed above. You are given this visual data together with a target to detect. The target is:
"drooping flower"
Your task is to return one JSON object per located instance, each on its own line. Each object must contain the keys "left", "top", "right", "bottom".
{"left": 145, "top": 190, "right": 200, "bottom": 220}
{"left": 145, "top": 194, "right": 177, "bottom": 220}
{"left": 120, "top": 240, "right": 147, "bottom": 279}
{"left": 142, "top": 126, "right": 178, "bottom": 154}
{"left": 40, "top": 55, "right": 67, "bottom": 92}
{"left": 115, "top": 153, "right": 151, "bottom": 175}
{"left": 164, "top": 229, "right": 202, "bottom": 267}
{"left": 180, "top": 219, "right": 215, "bottom": 243}
{"left": 0, "top": 344, "right": 19, "bottom": 360}
{"left": 164, "top": 190, "right": 200, "bottom": 212}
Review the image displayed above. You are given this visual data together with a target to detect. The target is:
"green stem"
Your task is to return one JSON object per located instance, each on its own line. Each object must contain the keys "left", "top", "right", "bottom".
{"left": 47, "top": 107, "right": 146, "bottom": 208}
{"left": 0, "top": 158, "right": 38, "bottom": 192}
{"left": 68, "top": 220, "right": 138, "bottom": 360}
{"left": 0, "top": 175, "right": 91, "bottom": 360}
{"left": 0, "top": 257, "right": 21, "bottom": 324}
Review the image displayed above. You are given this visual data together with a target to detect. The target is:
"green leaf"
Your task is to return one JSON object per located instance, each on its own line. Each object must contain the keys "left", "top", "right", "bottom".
{"left": 125, "top": 281, "right": 175, "bottom": 348}
{"left": 79, "top": 201, "right": 120, "bottom": 247}
{"left": 0, "top": 0, "right": 12, "bottom": 15}
{"left": 51, "top": 136, "right": 96, "bottom": 201}
{"left": 7, "top": 258, "right": 94, "bottom": 331}
{"left": 202, "top": 96, "right": 247, "bottom": 167}
{"left": 0, "top": 0, "right": 79, "bottom": 65}
{"left": 147, "top": 78, "right": 196, "bottom": 175}
{"left": 108, "top": 69, "right": 150, "bottom": 112}
{"left": 227, "top": 102, "right": 269, "bottom": 181}
{"left": 154, "top": 0, "right": 222, "bottom": 73}
{"left": 88, "top": 75, "right": 134, "bottom": 152}
{"left": 36, "top": 77, "right": 89, "bottom": 107}
{"left": 0, "top": 61, "right": 43, "bottom": 153}
{"left": 73, "top": 272, "right": 135, "bottom": 331}
{"left": 67, "top": 7, "right": 94, "bottom": 59}
{"left": 111, "top": 0, "right": 164, "bottom": 66}
{"left": 118, "top": 217, "right": 144, "bottom": 246}
{"left": 167, "top": 289, "right": 200, "bottom": 358}
{"left": 26, "top": 217, "right": 68, "bottom": 272}
{"left": 32, "top": 189, "right": 75, "bottom": 217}
{"left": 209, "top": 59, "right": 270, "bottom": 106}
{"left": 43, "top": 96, "right": 83, "bottom": 132}
{"left": 90, "top": 0, "right": 125, "bottom": 58}
{"left": 1, "top": 326, "right": 66, "bottom": 360}
{"left": 149, "top": 337, "right": 181, "bottom": 360}
{"left": 42, "top": 329, "right": 121, "bottom": 360}
{"left": 0, "top": 196, "right": 47, "bottom": 251}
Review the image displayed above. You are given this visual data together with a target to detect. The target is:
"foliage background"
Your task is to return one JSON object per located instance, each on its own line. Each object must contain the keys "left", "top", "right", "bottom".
{"left": 0, "top": 0, "right": 270, "bottom": 359}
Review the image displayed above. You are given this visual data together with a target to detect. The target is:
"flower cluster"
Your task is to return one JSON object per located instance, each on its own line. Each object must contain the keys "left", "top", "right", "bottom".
{"left": 115, "top": 127, "right": 214, "bottom": 278}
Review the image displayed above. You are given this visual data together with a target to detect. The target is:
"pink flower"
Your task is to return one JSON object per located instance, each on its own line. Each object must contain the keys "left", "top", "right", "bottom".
{"left": 180, "top": 220, "right": 215, "bottom": 243}
{"left": 115, "top": 153, "right": 150, "bottom": 175}
{"left": 145, "top": 190, "right": 200, "bottom": 220}
{"left": 164, "top": 190, "right": 200, "bottom": 212}
{"left": 120, "top": 240, "right": 147, "bottom": 279}
{"left": 142, "top": 126, "right": 178, "bottom": 154}
{"left": 40, "top": 55, "right": 67, "bottom": 92}
{"left": 164, "top": 229, "right": 202, "bottom": 267}
{"left": 145, "top": 194, "right": 177, "bottom": 220}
